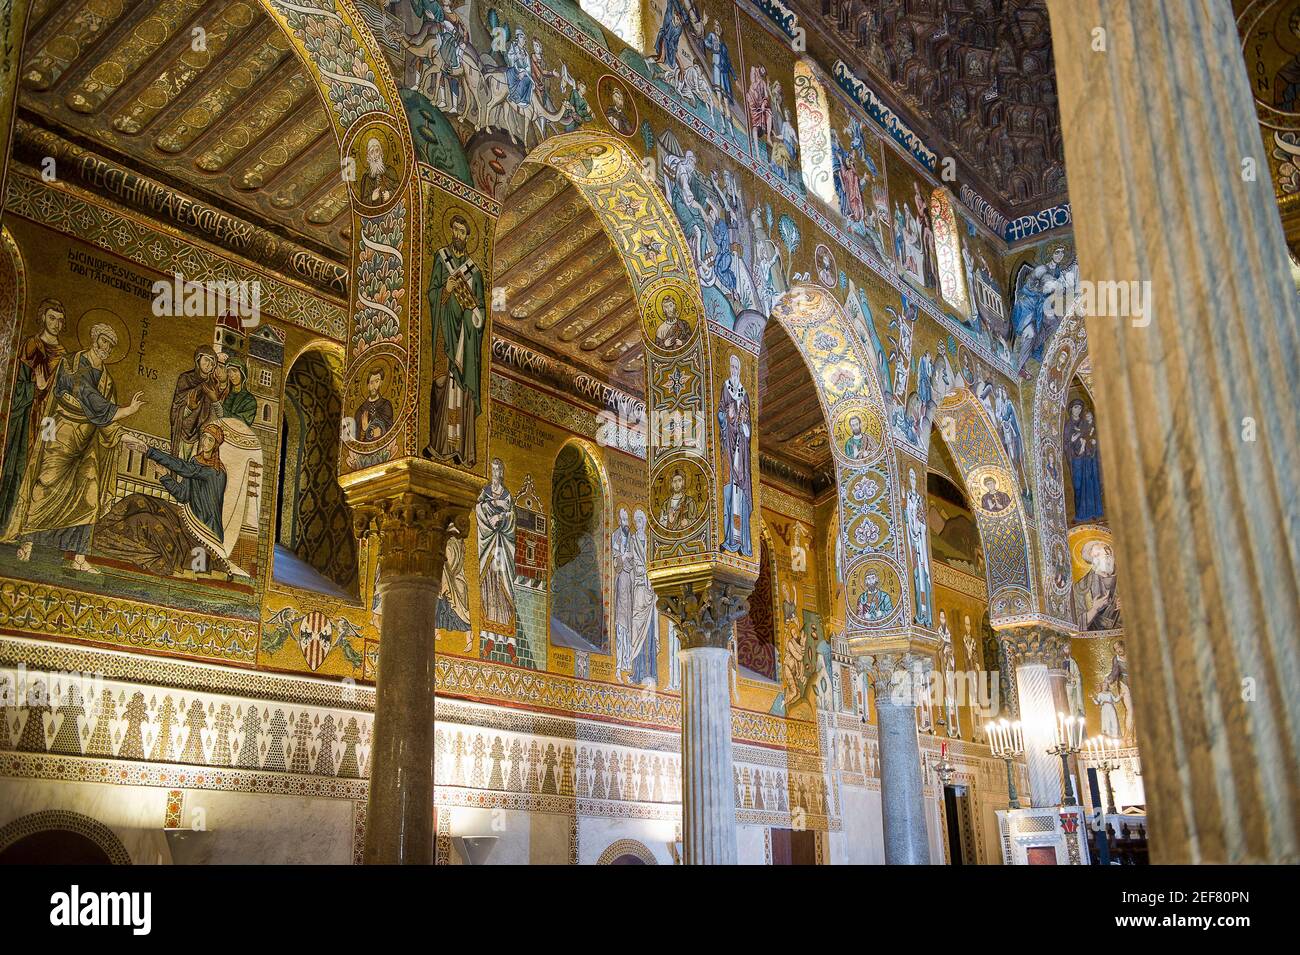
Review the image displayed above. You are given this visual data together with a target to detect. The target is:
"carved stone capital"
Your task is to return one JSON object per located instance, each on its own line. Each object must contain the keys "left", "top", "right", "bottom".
{"left": 656, "top": 580, "right": 750, "bottom": 651}
{"left": 860, "top": 652, "right": 930, "bottom": 702}
{"left": 353, "top": 493, "right": 469, "bottom": 582}
{"left": 999, "top": 626, "right": 1072, "bottom": 670}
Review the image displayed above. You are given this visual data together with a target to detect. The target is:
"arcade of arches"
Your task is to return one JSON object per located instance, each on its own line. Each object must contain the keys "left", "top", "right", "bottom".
{"left": 0, "top": 0, "right": 1294, "bottom": 866}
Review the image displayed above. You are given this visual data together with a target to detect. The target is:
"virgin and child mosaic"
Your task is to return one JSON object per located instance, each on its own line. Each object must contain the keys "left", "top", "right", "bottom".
{"left": 1065, "top": 389, "right": 1105, "bottom": 525}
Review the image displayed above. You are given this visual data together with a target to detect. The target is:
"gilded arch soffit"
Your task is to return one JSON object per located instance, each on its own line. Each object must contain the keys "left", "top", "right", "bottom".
{"left": 770, "top": 285, "right": 905, "bottom": 639}
{"left": 929, "top": 387, "right": 1037, "bottom": 624}
{"left": 1031, "top": 311, "right": 1090, "bottom": 628}
{"left": 248, "top": 0, "right": 420, "bottom": 472}
{"left": 524, "top": 131, "right": 723, "bottom": 572}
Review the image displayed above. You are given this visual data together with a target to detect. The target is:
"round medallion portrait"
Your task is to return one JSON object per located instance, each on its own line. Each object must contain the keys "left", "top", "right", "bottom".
{"left": 845, "top": 556, "right": 904, "bottom": 627}
{"left": 343, "top": 117, "right": 408, "bottom": 215}
{"left": 830, "top": 401, "right": 884, "bottom": 466}
{"left": 650, "top": 456, "right": 709, "bottom": 535}
{"left": 968, "top": 464, "right": 1018, "bottom": 517}
{"left": 642, "top": 278, "right": 699, "bottom": 353}
{"left": 344, "top": 344, "right": 407, "bottom": 448}
{"left": 597, "top": 75, "right": 639, "bottom": 138}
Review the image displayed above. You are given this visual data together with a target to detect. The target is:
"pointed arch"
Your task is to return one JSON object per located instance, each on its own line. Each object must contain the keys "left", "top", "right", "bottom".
{"left": 770, "top": 286, "right": 906, "bottom": 643}
{"left": 928, "top": 387, "right": 1038, "bottom": 624}
{"left": 521, "top": 132, "right": 722, "bottom": 573}
{"left": 735, "top": 522, "right": 779, "bottom": 682}
{"left": 1030, "top": 311, "right": 1090, "bottom": 626}
{"left": 275, "top": 340, "right": 357, "bottom": 597}
{"left": 0, "top": 228, "right": 28, "bottom": 533}
{"left": 247, "top": 1, "right": 423, "bottom": 480}
{"left": 552, "top": 437, "right": 611, "bottom": 654}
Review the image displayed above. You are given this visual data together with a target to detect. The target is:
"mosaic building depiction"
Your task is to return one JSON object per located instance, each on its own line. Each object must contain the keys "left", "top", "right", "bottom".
{"left": 0, "top": 0, "right": 1294, "bottom": 873}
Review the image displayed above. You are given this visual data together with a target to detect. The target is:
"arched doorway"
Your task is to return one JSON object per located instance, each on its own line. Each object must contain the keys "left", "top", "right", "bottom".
{"left": 596, "top": 839, "right": 657, "bottom": 865}
{"left": 0, "top": 811, "right": 131, "bottom": 865}
{"left": 274, "top": 344, "right": 358, "bottom": 599}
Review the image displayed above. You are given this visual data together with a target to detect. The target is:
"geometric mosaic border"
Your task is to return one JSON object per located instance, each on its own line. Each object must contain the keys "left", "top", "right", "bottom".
{"left": 0, "top": 807, "right": 133, "bottom": 864}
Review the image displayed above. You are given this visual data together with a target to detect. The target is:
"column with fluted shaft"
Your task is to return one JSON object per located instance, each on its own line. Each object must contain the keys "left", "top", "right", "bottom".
{"left": 1046, "top": 0, "right": 1300, "bottom": 862}
{"left": 352, "top": 493, "right": 467, "bottom": 864}
{"left": 657, "top": 580, "right": 749, "bottom": 865}
{"left": 1001, "top": 628, "right": 1069, "bottom": 808}
{"left": 862, "top": 653, "right": 931, "bottom": 864}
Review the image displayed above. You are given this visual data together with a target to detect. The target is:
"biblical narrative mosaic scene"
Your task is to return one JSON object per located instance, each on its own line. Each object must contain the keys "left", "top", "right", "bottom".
{"left": 0, "top": 0, "right": 1293, "bottom": 879}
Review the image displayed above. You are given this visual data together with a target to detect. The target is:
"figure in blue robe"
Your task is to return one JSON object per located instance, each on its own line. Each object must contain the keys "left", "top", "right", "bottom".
{"left": 703, "top": 29, "right": 734, "bottom": 104}
{"left": 711, "top": 213, "right": 737, "bottom": 294}
{"left": 1011, "top": 283, "right": 1044, "bottom": 346}
{"left": 505, "top": 33, "right": 534, "bottom": 105}
{"left": 1066, "top": 400, "right": 1105, "bottom": 522}
{"left": 916, "top": 350, "right": 934, "bottom": 412}
{"left": 654, "top": 0, "right": 687, "bottom": 68}
{"left": 146, "top": 434, "right": 227, "bottom": 540}
{"left": 831, "top": 136, "right": 852, "bottom": 217}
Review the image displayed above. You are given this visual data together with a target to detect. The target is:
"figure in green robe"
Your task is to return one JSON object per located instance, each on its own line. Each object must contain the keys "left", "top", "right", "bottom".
{"left": 0, "top": 299, "right": 67, "bottom": 528}
{"left": 218, "top": 361, "right": 257, "bottom": 427}
{"left": 425, "top": 214, "right": 485, "bottom": 465}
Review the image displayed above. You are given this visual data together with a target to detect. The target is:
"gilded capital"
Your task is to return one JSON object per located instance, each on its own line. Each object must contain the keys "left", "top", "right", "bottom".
{"left": 656, "top": 580, "right": 750, "bottom": 651}
{"left": 353, "top": 493, "right": 468, "bottom": 582}
{"left": 860, "top": 652, "right": 930, "bottom": 702}
{"left": 999, "top": 626, "right": 1071, "bottom": 669}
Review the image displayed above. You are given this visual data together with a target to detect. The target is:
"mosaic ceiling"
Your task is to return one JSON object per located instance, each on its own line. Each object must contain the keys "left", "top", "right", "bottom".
{"left": 18, "top": 0, "right": 349, "bottom": 258}
{"left": 794, "top": 0, "right": 1066, "bottom": 215}
{"left": 758, "top": 318, "right": 833, "bottom": 486}
{"left": 496, "top": 165, "right": 827, "bottom": 484}
{"left": 495, "top": 164, "right": 646, "bottom": 388}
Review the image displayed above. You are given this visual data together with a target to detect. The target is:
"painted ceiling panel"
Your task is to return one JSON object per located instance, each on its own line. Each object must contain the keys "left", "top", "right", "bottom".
{"left": 19, "top": 0, "right": 349, "bottom": 257}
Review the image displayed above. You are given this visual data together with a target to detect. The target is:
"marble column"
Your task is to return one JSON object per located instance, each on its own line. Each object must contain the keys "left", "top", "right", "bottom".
{"left": 657, "top": 580, "right": 749, "bottom": 865}
{"left": 1047, "top": 0, "right": 1300, "bottom": 863}
{"left": 862, "top": 654, "right": 931, "bottom": 865}
{"left": 1047, "top": 652, "right": 1081, "bottom": 805}
{"left": 1002, "top": 628, "right": 1069, "bottom": 808}
{"left": 353, "top": 494, "right": 463, "bottom": 865}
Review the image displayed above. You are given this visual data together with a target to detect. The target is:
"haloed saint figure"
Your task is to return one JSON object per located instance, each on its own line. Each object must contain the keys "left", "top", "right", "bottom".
{"left": 426, "top": 214, "right": 485, "bottom": 466}
{"left": 0, "top": 298, "right": 68, "bottom": 530}
{"left": 718, "top": 353, "right": 752, "bottom": 555}
{"left": 2, "top": 319, "right": 146, "bottom": 574}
